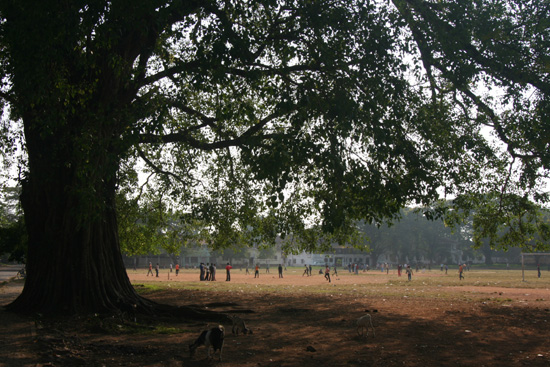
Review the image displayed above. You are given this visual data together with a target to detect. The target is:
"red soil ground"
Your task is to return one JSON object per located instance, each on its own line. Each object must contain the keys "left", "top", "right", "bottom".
{"left": 1, "top": 268, "right": 550, "bottom": 366}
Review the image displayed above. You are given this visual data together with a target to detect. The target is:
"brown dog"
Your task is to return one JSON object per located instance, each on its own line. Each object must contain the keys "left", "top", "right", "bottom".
{"left": 231, "top": 316, "right": 252, "bottom": 335}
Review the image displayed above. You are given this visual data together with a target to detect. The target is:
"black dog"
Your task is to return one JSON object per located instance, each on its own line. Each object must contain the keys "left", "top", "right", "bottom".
{"left": 189, "top": 325, "right": 225, "bottom": 361}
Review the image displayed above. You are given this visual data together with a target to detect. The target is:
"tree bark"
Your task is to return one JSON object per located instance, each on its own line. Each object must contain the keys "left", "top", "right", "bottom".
{"left": 7, "top": 115, "right": 230, "bottom": 320}
{"left": 7, "top": 118, "right": 147, "bottom": 314}
{"left": 1, "top": 1, "right": 234, "bottom": 319}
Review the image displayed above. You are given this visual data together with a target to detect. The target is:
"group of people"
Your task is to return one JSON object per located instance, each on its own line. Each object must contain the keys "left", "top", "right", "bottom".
{"left": 348, "top": 263, "right": 369, "bottom": 273}
{"left": 146, "top": 262, "right": 159, "bottom": 277}
{"left": 146, "top": 262, "right": 181, "bottom": 277}
{"left": 243, "top": 264, "right": 284, "bottom": 278}
{"left": 395, "top": 264, "right": 414, "bottom": 280}
{"left": 199, "top": 262, "right": 217, "bottom": 281}
{"left": 169, "top": 263, "right": 180, "bottom": 275}
{"left": 148, "top": 260, "right": 477, "bottom": 283}
{"left": 300, "top": 264, "right": 340, "bottom": 281}
{"left": 146, "top": 261, "right": 547, "bottom": 285}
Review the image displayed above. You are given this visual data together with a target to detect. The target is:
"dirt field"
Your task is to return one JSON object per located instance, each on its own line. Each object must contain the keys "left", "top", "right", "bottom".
{"left": 1, "top": 267, "right": 550, "bottom": 366}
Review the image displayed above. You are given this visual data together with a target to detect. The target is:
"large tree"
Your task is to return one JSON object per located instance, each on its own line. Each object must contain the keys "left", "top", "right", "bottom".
{"left": 0, "top": 0, "right": 549, "bottom": 315}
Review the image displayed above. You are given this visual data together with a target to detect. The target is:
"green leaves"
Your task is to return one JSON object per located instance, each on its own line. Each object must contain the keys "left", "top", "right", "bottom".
{"left": 0, "top": 186, "right": 26, "bottom": 262}
{"left": 1, "top": 0, "right": 549, "bottom": 257}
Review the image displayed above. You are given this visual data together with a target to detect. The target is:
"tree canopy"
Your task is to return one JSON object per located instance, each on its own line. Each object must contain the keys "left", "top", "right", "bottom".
{"left": 0, "top": 0, "right": 549, "bottom": 314}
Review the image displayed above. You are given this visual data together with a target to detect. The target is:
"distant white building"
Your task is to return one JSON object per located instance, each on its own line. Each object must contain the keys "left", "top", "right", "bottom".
{"left": 124, "top": 238, "right": 372, "bottom": 269}
{"left": 285, "top": 246, "right": 371, "bottom": 268}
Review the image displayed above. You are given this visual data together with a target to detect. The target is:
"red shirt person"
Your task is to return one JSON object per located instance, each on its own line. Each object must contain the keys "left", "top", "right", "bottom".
{"left": 225, "top": 263, "right": 233, "bottom": 281}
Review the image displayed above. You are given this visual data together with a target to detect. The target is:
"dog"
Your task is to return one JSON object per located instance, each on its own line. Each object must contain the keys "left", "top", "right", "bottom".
{"left": 231, "top": 315, "right": 252, "bottom": 335}
{"left": 356, "top": 314, "right": 375, "bottom": 337}
{"left": 189, "top": 325, "right": 225, "bottom": 361}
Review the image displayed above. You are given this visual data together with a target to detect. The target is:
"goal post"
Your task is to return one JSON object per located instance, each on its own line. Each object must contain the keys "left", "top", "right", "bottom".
{"left": 521, "top": 252, "right": 550, "bottom": 282}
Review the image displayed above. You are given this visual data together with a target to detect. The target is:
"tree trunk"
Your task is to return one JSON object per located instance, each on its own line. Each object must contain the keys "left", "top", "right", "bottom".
{"left": 2, "top": 3, "right": 232, "bottom": 319}
{"left": 7, "top": 125, "right": 148, "bottom": 314}
{"left": 8, "top": 116, "right": 230, "bottom": 320}
{"left": 482, "top": 243, "right": 494, "bottom": 266}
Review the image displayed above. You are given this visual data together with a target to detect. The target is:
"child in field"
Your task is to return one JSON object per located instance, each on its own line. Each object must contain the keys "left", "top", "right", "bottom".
{"left": 324, "top": 265, "right": 331, "bottom": 283}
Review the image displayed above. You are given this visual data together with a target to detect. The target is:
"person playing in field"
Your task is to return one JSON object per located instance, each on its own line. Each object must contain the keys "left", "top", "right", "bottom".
{"left": 406, "top": 265, "right": 413, "bottom": 281}
{"left": 175, "top": 263, "right": 179, "bottom": 276}
{"left": 324, "top": 265, "right": 331, "bottom": 283}
{"left": 278, "top": 264, "right": 283, "bottom": 278}
{"left": 199, "top": 262, "right": 205, "bottom": 281}
{"left": 210, "top": 263, "right": 216, "bottom": 281}
{"left": 459, "top": 264, "right": 464, "bottom": 280}
{"left": 254, "top": 264, "right": 260, "bottom": 278}
{"left": 226, "top": 263, "right": 233, "bottom": 281}
{"left": 303, "top": 264, "right": 309, "bottom": 277}
{"left": 147, "top": 262, "right": 153, "bottom": 276}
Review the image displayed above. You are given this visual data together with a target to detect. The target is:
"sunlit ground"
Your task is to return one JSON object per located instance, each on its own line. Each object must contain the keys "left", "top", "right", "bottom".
{"left": 128, "top": 266, "right": 550, "bottom": 303}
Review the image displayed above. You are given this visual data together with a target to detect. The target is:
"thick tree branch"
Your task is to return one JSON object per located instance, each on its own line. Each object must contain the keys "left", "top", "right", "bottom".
{"left": 394, "top": 0, "right": 547, "bottom": 162}
{"left": 392, "top": 0, "right": 438, "bottom": 99}
{"left": 139, "top": 129, "right": 289, "bottom": 151}
{"left": 401, "top": 0, "right": 550, "bottom": 95}
{"left": 139, "top": 60, "right": 203, "bottom": 87}
{"left": 136, "top": 146, "right": 188, "bottom": 186}
{"left": 164, "top": 99, "right": 219, "bottom": 132}
{"left": 138, "top": 108, "right": 297, "bottom": 150}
